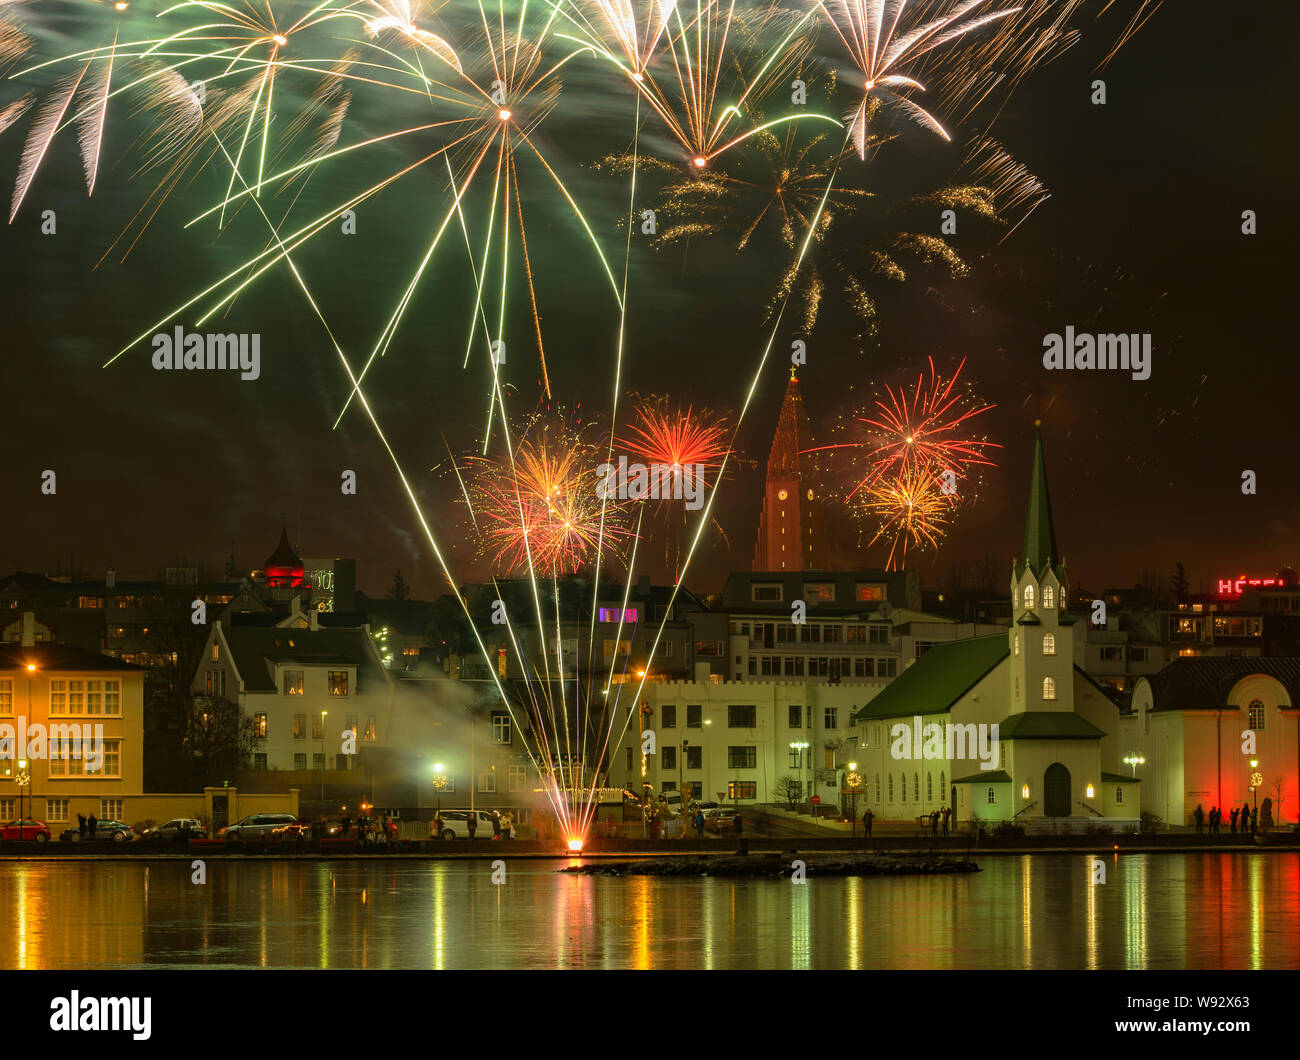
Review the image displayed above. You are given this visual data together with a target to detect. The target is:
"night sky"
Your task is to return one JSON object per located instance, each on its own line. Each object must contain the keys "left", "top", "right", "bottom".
{"left": 2, "top": 1, "right": 1297, "bottom": 599}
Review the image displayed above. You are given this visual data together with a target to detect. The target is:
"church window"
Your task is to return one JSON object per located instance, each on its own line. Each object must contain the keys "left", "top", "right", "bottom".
{"left": 875, "top": 775, "right": 881, "bottom": 803}
{"left": 1043, "top": 633, "right": 1056, "bottom": 655}
{"left": 986, "top": 787, "right": 996, "bottom": 805}
{"left": 1248, "top": 699, "right": 1265, "bottom": 730}
{"left": 1042, "top": 676, "right": 1057, "bottom": 701}
{"left": 913, "top": 773, "right": 919, "bottom": 801}
{"left": 889, "top": 775, "right": 895, "bottom": 802}
{"left": 926, "top": 772, "right": 933, "bottom": 801}
{"left": 940, "top": 771, "right": 945, "bottom": 796}
{"left": 1043, "top": 585, "right": 1055, "bottom": 609}
{"left": 1116, "top": 787, "right": 1124, "bottom": 804}
{"left": 1023, "top": 584, "right": 1036, "bottom": 609}
{"left": 1014, "top": 633, "right": 1020, "bottom": 656}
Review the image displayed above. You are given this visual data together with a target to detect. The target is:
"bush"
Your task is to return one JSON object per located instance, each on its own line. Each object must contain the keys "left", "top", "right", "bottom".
{"left": 1139, "top": 812, "right": 1162, "bottom": 834}
{"left": 991, "top": 821, "right": 1025, "bottom": 837}
{"left": 1087, "top": 824, "right": 1113, "bottom": 836}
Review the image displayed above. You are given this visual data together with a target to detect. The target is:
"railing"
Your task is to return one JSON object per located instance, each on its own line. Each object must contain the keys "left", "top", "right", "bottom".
{"left": 1012, "top": 801, "right": 1038, "bottom": 820}
{"left": 1078, "top": 801, "right": 1104, "bottom": 817}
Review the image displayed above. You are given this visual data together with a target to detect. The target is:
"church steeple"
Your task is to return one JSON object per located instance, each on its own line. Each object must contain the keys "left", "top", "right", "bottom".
{"left": 1018, "top": 424, "right": 1061, "bottom": 580}
{"left": 753, "top": 370, "right": 825, "bottom": 570}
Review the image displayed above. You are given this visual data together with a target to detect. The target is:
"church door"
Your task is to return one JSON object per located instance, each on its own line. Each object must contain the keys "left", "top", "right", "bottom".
{"left": 1044, "top": 763, "right": 1071, "bottom": 817}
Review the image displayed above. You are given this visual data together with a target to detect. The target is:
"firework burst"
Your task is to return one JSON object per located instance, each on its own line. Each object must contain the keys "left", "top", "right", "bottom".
{"left": 464, "top": 415, "right": 637, "bottom": 575}
{"left": 817, "top": 0, "right": 1022, "bottom": 159}
{"left": 858, "top": 463, "right": 950, "bottom": 569}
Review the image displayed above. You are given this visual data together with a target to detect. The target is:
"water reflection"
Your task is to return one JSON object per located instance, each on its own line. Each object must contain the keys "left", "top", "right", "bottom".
{"left": 0, "top": 854, "right": 1296, "bottom": 970}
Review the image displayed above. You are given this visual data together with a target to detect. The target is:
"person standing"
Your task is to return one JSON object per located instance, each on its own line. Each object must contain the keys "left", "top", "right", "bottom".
{"left": 1230, "top": 806, "right": 1239, "bottom": 834}
{"left": 1193, "top": 804, "right": 1204, "bottom": 834}
{"left": 1250, "top": 806, "right": 1258, "bottom": 834}
{"left": 734, "top": 813, "right": 743, "bottom": 837}
{"left": 77, "top": 813, "right": 87, "bottom": 838}
{"left": 467, "top": 812, "right": 478, "bottom": 840}
{"left": 941, "top": 806, "right": 950, "bottom": 837}
{"left": 863, "top": 808, "right": 873, "bottom": 838}
{"left": 501, "top": 812, "right": 514, "bottom": 839}
{"left": 694, "top": 810, "right": 705, "bottom": 838}
{"left": 1208, "top": 806, "right": 1218, "bottom": 835}
{"left": 88, "top": 813, "right": 98, "bottom": 840}
{"left": 491, "top": 812, "right": 501, "bottom": 839}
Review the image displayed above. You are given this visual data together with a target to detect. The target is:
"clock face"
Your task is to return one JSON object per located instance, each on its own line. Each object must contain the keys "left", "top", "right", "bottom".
{"left": 777, "top": 488, "right": 788, "bottom": 501}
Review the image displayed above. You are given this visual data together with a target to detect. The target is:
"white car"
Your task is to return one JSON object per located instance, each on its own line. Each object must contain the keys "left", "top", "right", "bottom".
{"left": 222, "top": 813, "right": 299, "bottom": 841}
{"left": 429, "top": 810, "right": 500, "bottom": 840}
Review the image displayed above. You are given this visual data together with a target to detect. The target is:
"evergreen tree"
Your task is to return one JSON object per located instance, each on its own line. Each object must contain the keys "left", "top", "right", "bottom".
{"left": 1170, "top": 561, "right": 1190, "bottom": 605}
{"left": 387, "top": 569, "right": 411, "bottom": 600}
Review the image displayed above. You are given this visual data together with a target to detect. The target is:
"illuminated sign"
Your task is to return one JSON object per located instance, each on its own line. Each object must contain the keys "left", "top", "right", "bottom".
{"left": 1216, "top": 575, "right": 1291, "bottom": 597}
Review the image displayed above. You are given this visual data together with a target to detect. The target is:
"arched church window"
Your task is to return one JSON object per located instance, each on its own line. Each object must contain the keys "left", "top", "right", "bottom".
{"left": 940, "top": 771, "right": 945, "bottom": 794}
{"left": 890, "top": 774, "right": 896, "bottom": 802}
{"left": 1043, "top": 676, "right": 1057, "bottom": 701}
{"left": 913, "top": 773, "right": 919, "bottom": 801}
{"left": 1043, "top": 632, "right": 1056, "bottom": 656}
{"left": 1023, "top": 584, "right": 1036, "bottom": 609}
{"left": 1043, "top": 585, "right": 1055, "bottom": 609}
{"left": 927, "top": 772, "right": 933, "bottom": 801}
{"left": 986, "top": 787, "right": 996, "bottom": 805}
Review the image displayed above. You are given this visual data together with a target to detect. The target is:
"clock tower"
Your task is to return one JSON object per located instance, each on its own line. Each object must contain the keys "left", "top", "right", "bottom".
{"left": 754, "top": 368, "right": 825, "bottom": 570}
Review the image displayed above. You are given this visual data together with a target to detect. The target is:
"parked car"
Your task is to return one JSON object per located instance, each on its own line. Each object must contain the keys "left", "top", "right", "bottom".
{"left": 428, "top": 809, "right": 501, "bottom": 839}
{"left": 60, "top": 819, "right": 134, "bottom": 842}
{"left": 140, "top": 818, "right": 207, "bottom": 842}
{"left": 220, "top": 813, "right": 299, "bottom": 842}
{"left": 688, "top": 800, "right": 720, "bottom": 812}
{"left": 1, "top": 818, "right": 50, "bottom": 842}
{"left": 706, "top": 809, "right": 740, "bottom": 834}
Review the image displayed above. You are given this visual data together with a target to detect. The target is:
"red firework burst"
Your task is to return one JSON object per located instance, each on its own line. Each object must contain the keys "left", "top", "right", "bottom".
{"left": 617, "top": 400, "right": 733, "bottom": 480}
{"left": 850, "top": 356, "right": 1000, "bottom": 501}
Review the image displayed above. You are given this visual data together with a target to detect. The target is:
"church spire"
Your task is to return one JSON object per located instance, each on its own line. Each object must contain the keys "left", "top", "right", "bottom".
{"left": 1018, "top": 422, "right": 1059, "bottom": 578}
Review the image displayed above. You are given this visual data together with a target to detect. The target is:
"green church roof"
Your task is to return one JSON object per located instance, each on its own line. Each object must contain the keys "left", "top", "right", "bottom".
{"left": 996, "top": 712, "right": 1105, "bottom": 740}
{"left": 952, "top": 770, "right": 1011, "bottom": 784}
{"left": 852, "top": 635, "right": 1008, "bottom": 722}
{"left": 1101, "top": 772, "right": 1140, "bottom": 785}
{"left": 1018, "top": 429, "right": 1061, "bottom": 579}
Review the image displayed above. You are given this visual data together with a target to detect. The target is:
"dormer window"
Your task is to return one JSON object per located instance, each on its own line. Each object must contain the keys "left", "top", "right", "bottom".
{"left": 1043, "top": 585, "right": 1055, "bottom": 609}
{"left": 1023, "top": 584, "right": 1036, "bottom": 610}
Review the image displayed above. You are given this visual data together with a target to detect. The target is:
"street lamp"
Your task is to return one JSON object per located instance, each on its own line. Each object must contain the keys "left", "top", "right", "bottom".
{"left": 1123, "top": 753, "right": 1145, "bottom": 778}
{"left": 16, "top": 758, "right": 30, "bottom": 830}
{"left": 846, "top": 765, "right": 862, "bottom": 840}
{"left": 431, "top": 762, "right": 448, "bottom": 811}
{"left": 319, "top": 710, "right": 328, "bottom": 804}
{"left": 1249, "top": 758, "right": 1262, "bottom": 826}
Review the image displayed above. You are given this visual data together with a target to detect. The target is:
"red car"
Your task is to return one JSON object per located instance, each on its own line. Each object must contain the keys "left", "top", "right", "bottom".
{"left": 1, "top": 818, "right": 51, "bottom": 842}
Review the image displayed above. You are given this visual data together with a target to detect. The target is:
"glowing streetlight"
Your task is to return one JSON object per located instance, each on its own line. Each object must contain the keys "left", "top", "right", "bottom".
{"left": 1123, "top": 753, "right": 1145, "bottom": 778}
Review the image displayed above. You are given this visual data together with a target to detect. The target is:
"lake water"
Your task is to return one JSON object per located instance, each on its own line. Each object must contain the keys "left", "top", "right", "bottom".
{"left": 1, "top": 853, "right": 1296, "bottom": 969}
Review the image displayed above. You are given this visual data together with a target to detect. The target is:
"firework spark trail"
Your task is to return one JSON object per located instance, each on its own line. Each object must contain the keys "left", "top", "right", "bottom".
{"left": 199, "top": 129, "right": 585, "bottom": 837}
{"left": 599, "top": 128, "right": 856, "bottom": 821}
{"left": 816, "top": 0, "right": 1022, "bottom": 158}
{"left": 860, "top": 462, "right": 950, "bottom": 569}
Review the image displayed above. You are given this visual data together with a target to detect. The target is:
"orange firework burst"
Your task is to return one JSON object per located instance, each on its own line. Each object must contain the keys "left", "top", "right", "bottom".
{"left": 859, "top": 464, "right": 950, "bottom": 570}
{"left": 465, "top": 420, "right": 636, "bottom": 575}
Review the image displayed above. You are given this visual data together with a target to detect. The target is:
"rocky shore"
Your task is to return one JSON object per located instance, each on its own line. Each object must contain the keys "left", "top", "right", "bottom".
{"left": 561, "top": 853, "right": 980, "bottom": 877}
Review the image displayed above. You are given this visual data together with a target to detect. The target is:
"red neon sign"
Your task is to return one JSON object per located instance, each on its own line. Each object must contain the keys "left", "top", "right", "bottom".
{"left": 1216, "top": 575, "right": 1285, "bottom": 596}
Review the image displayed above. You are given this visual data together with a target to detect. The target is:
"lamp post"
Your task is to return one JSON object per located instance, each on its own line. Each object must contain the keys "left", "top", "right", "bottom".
{"left": 16, "top": 759, "right": 30, "bottom": 831}
{"left": 790, "top": 742, "right": 810, "bottom": 811}
{"left": 1249, "top": 759, "right": 1262, "bottom": 827}
{"left": 1123, "top": 753, "right": 1145, "bottom": 779}
{"left": 847, "top": 764, "right": 861, "bottom": 840}
{"left": 431, "top": 762, "right": 448, "bottom": 812}
{"left": 319, "top": 710, "right": 328, "bottom": 804}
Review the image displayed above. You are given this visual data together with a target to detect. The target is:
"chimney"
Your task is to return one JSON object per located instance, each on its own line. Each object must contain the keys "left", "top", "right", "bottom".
{"left": 105, "top": 568, "right": 116, "bottom": 589}
{"left": 20, "top": 611, "right": 36, "bottom": 647}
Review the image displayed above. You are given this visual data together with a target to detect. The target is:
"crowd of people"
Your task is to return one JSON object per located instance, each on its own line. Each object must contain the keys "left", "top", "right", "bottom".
{"left": 1193, "top": 799, "right": 1274, "bottom": 835}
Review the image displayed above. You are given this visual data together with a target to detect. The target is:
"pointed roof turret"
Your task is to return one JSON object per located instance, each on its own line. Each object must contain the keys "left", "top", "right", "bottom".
{"left": 1018, "top": 423, "right": 1060, "bottom": 578}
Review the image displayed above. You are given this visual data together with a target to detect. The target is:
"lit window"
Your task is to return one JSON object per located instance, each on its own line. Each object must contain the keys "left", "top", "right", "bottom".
{"left": 1043, "top": 633, "right": 1056, "bottom": 655}
{"left": 1248, "top": 699, "right": 1265, "bottom": 731}
{"left": 1043, "top": 585, "right": 1055, "bottom": 609}
{"left": 1043, "top": 676, "right": 1056, "bottom": 701}
{"left": 1023, "top": 584, "right": 1036, "bottom": 610}
{"left": 328, "top": 671, "right": 349, "bottom": 696}
{"left": 284, "top": 670, "right": 304, "bottom": 696}
{"left": 254, "top": 713, "right": 268, "bottom": 738}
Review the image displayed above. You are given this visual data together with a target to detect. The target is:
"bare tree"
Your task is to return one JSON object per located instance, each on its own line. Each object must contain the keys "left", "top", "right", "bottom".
{"left": 773, "top": 775, "right": 803, "bottom": 812}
